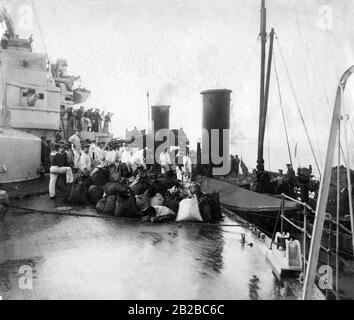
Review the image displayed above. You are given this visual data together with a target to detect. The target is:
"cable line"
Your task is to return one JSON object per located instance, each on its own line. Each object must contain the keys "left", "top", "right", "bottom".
{"left": 273, "top": 51, "right": 293, "bottom": 167}
{"left": 276, "top": 38, "right": 322, "bottom": 178}
{"left": 30, "top": 0, "right": 50, "bottom": 62}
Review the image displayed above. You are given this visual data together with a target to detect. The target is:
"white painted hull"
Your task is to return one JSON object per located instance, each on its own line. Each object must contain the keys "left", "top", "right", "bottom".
{"left": 0, "top": 127, "right": 41, "bottom": 183}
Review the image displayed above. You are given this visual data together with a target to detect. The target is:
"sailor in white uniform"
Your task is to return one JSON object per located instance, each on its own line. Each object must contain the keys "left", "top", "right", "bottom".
{"left": 159, "top": 148, "right": 171, "bottom": 174}
{"left": 79, "top": 144, "right": 92, "bottom": 173}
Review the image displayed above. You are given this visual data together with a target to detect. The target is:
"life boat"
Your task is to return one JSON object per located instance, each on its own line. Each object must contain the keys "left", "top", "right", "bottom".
{"left": 73, "top": 88, "right": 91, "bottom": 104}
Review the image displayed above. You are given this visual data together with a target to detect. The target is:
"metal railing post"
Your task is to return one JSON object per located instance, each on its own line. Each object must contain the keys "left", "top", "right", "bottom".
{"left": 303, "top": 207, "right": 307, "bottom": 274}
{"left": 281, "top": 193, "right": 285, "bottom": 234}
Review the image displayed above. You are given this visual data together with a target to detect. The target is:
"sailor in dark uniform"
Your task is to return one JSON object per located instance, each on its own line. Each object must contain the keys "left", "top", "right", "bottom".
{"left": 285, "top": 163, "right": 296, "bottom": 198}
{"left": 240, "top": 158, "right": 248, "bottom": 176}
{"left": 28, "top": 34, "right": 34, "bottom": 50}
{"left": 91, "top": 108, "right": 101, "bottom": 132}
{"left": 234, "top": 155, "right": 240, "bottom": 175}
{"left": 49, "top": 143, "right": 74, "bottom": 199}
{"left": 275, "top": 169, "right": 285, "bottom": 194}
{"left": 40, "top": 136, "right": 51, "bottom": 172}
{"left": 297, "top": 165, "right": 312, "bottom": 203}
{"left": 1, "top": 31, "right": 9, "bottom": 50}
{"left": 67, "top": 107, "right": 74, "bottom": 132}
{"left": 76, "top": 106, "right": 84, "bottom": 131}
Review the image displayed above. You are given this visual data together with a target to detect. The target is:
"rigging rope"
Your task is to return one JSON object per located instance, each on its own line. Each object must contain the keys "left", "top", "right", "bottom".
{"left": 276, "top": 38, "right": 322, "bottom": 178}
{"left": 342, "top": 91, "right": 354, "bottom": 256}
{"left": 349, "top": 116, "right": 354, "bottom": 138}
{"left": 30, "top": 0, "right": 50, "bottom": 63}
{"left": 273, "top": 51, "right": 293, "bottom": 167}
{"left": 266, "top": 113, "right": 271, "bottom": 171}
{"left": 292, "top": 0, "right": 327, "bottom": 170}
{"left": 6, "top": 204, "right": 246, "bottom": 228}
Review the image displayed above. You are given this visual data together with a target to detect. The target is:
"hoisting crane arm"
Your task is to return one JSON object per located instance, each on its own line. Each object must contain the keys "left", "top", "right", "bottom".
{"left": 0, "top": 5, "right": 15, "bottom": 39}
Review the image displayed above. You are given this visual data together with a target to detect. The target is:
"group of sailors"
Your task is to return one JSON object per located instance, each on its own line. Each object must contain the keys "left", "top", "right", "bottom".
{"left": 67, "top": 131, "right": 110, "bottom": 171}
{"left": 228, "top": 151, "right": 314, "bottom": 203}
{"left": 271, "top": 164, "right": 297, "bottom": 196}
{"left": 159, "top": 147, "right": 193, "bottom": 182}
{"left": 1, "top": 31, "right": 34, "bottom": 50}
{"left": 272, "top": 163, "right": 313, "bottom": 202}
{"left": 63, "top": 106, "right": 113, "bottom": 133}
{"left": 48, "top": 135, "right": 103, "bottom": 198}
{"left": 45, "top": 131, "right": 193, "bottom": 199}
{"left": 230, "top": 154, "right": 249, "bottom": 176}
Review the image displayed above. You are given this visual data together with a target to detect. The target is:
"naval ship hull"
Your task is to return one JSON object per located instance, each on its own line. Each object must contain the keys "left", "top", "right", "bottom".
{"left": 0, "top": 128, "right": 41, "bottom": 184}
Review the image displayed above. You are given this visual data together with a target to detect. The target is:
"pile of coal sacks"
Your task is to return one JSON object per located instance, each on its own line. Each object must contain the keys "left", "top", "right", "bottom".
{"left": 84, "top": 164, "right": 223, "bottom": 223}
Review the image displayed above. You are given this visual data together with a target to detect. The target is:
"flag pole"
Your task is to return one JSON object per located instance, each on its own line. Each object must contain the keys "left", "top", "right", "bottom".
{"left": 147, "top": 91, "right": 150, "bottom": 133}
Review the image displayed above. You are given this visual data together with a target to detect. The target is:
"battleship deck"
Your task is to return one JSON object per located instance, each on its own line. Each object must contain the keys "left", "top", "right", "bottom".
{"left": 0, "top": 195, "right": 305, "bottom": 300}
{"left": 200, "top": 176, "right": 298, "bottom": 213}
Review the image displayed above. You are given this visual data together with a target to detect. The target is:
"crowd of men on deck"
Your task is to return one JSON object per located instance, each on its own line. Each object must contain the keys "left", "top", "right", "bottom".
{"left": 41, "top": 131, "right": 313, "bottom": 202}
{"left": 270, "top": 164, "right": 313, "bottom": 201}
{"left": 1, "top": 31, "right": 34, "bottom": 50}
{"left": 63, "top": 106, "right": 113, "bottom": 133}
{"left": 229, "top": 153, "right": 313, "bottom": 203}
{"left": 41, "top": 132, "right": 193, "bottom": 199}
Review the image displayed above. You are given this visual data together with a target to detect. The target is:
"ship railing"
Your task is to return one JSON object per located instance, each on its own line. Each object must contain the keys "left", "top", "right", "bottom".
{"left": 270, "top": 193, "right": 352, "bottom": 299}
{"left": 282, "top": 194, "right": 315, "bottom": 214}
{"left": 60, "top": 121, "right": 111, "bottom": 140}
{"left": 282, "top": 193, "right": 351, "bottom": 236}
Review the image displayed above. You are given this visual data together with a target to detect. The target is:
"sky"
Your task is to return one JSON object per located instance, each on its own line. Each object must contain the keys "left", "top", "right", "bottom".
{"left": 2, "top": 0, "right": 354, "bottom": 176}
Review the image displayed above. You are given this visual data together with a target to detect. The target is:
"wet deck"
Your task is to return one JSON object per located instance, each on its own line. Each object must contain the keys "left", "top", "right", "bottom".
{"left": 0, "top": 195, "right": 305, "bottom": 300}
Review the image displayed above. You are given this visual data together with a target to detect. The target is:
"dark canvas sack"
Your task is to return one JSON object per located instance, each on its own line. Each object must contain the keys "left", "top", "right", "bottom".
{"left": 96, "top": 197, "right": 106, "bottom": 214}
{"left": 91, "top": 167, "right": 110, "bottom": 186}
{"left": 104, "top": 181, "right": 129, "bottom": 196}
{"left": 114, "top": 194, "right": 139, "bottom": 218}
{"left": 206, "top": 191, "right": 222, "bottom": 221}
{"left": 88, "top": 185, "right": 105, "bottom": 204}
{"left": 103, "top": 195, "right": 117, "bottom": 215}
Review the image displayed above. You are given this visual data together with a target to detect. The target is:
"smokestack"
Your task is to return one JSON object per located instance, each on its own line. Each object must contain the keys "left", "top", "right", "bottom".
{"left": 150, "top": 105, "right": 171, "bottom": 164}
{"left": 201, "top": 89, "right": 232, "bottom": 176}
{"left": 151, "top": 105, "right": 170, "bottom": 132}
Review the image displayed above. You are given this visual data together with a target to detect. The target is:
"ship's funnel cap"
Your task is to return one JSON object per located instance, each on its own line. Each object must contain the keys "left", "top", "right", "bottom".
{"left": 201, "top": 89, "right": 232, "bottom": 95}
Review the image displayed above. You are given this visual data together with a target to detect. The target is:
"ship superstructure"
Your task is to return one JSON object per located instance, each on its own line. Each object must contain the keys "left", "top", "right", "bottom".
{"left": 0, "top": 5, "right": 105, "bottom": 183}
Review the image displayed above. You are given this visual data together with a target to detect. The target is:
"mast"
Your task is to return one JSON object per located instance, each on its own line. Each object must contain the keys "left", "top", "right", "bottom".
{"left": 263, "top": 28, "right": 275, "bottom": 127}
{"left": 303, "top": 65, "right": 354, "bottom": 300}
{"left": 257, "top": 0, "right": 267, "bottom": 173}
{"left": 259, "top": 28, "right": 275, "bottom": 172}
